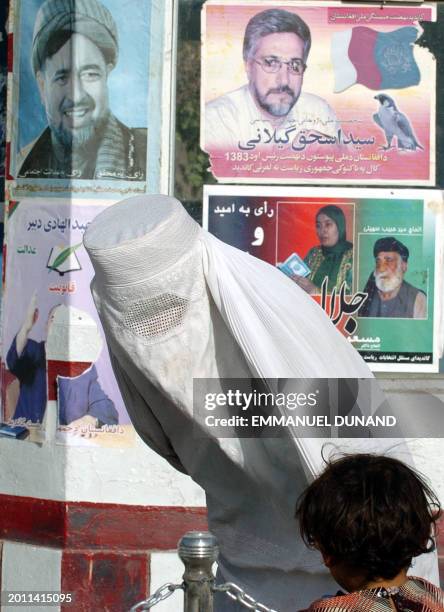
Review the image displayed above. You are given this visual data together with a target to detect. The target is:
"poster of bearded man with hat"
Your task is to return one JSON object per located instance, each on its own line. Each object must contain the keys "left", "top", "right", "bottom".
{"left": 360, "top": 236, "right": 427, "bottom": 319}
{"left": 13, "top": 0, "right": 151, "bottom": 184}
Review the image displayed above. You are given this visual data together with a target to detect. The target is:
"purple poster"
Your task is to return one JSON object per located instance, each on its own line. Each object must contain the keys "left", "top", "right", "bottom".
{"left": 2, "top": 199, "right": 134, "bottom": 446}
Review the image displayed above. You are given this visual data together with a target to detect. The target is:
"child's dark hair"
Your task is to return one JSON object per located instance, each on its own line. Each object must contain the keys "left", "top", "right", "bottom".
{"left": 295, "top": 453, "right": 441, "bottom": 581}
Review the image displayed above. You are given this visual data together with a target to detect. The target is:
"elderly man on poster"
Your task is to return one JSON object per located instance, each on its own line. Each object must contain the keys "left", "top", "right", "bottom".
{"left": 360, "top": 237, "right": 427, "bottom": 319}
{"left": 17, "top": 0, "right": 147, "bottom": 181}
{"left": 204, "top": 8, "right": 339, "bottom": 152}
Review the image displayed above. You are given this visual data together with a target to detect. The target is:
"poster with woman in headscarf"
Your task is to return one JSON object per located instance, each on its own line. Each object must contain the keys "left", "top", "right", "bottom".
{"left": 204, "top": 185, "right": 442, "bottom": 372}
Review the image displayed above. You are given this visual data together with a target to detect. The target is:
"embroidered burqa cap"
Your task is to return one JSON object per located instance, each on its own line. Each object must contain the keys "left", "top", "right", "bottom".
{"left": 32, "top": 0, "right": 118, "bottom": 74}
{"left": 84, "top": 195, "right": 437, "bottom": 611}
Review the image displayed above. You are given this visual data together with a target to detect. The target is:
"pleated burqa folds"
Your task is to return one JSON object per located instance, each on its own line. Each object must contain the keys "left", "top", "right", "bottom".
{"left": 84, "top": 195, "right": 437, "bottom": 611}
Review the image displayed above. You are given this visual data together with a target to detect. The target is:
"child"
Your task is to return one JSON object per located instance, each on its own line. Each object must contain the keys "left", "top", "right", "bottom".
{"left": 295, "top": 453, "right": 444, "bottom": 611}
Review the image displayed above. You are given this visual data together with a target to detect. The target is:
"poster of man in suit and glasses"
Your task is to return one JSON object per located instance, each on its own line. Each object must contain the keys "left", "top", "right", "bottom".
{"left": 201, "top": 1, "right": 436, "bottom": 185}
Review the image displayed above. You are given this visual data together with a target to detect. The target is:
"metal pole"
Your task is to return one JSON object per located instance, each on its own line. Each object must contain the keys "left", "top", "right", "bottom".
{"left": 178, "top": 531, "right": 219, "bottom": 612}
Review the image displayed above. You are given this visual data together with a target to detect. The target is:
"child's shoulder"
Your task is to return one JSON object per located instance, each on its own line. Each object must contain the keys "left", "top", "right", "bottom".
{"left": 300, "top": 578, "right": 444, "bottom": 612}
{"left": 300, "top": 590, "right": 383, "bottom": 612}
{"left": 406, "top": 576, "right": 444, "bottom": 607}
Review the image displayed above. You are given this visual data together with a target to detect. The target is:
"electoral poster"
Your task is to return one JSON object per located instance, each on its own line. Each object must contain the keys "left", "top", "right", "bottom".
{"left": 0, "top": 0, "right": 7, "bottom": 202}
{"left": 204, "top": 185, "right": 443, "bottom": 372}
{"left": 1, "top": 199, "right": 135, "bottom": 446}
{"left": 201, "top": 1, "right": 436, "bottom": 185}
{"left": 8, "top": 0, "right": 167, "bottom": 197}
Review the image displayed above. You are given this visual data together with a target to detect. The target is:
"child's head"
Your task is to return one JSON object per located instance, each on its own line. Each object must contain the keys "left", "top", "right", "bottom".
{"left": 295, "top": 453, "right": 441, "bottom": 589}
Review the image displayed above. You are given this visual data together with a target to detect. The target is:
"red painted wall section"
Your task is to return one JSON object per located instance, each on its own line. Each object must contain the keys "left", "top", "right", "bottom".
{"left": 61, "top": 550, "right": 150, "bottom": 612}
{"left": 7, "top": 33, "right": 13, "bottom": 72}
{"left": 66, "top": 503, "right": 208, "bottom": 550}
{"left": 0, "top": 495, "right": 201, "bottom": 611}
{"left": 0, "top": 494, "right": 208, "bottom": 550}
{"left": 0, "top": 495, "right": 66, "bottom": 547}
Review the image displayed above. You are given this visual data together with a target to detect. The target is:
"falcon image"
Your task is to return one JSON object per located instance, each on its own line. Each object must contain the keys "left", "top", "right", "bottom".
{"left": 373, "top": 94, "right": 423, "bottom": 151}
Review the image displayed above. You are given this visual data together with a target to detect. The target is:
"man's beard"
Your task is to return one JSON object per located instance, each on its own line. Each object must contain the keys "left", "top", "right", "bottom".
{"left": 374, "top": 263, "right": 404, "bottom": 294}
{"left": 49, "top": 97, "right": 109, "bottom": 153}
{"left": 252, "top": 84, "right": 299, "bottom": 118}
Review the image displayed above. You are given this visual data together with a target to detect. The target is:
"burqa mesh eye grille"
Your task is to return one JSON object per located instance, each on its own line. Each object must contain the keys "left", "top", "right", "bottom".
{"left": 123, "top": 294, "right": 188, "bottom": 337}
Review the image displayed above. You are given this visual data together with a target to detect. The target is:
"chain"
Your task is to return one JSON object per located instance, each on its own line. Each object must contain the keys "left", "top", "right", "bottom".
{"left": 130, "top": 579, "right": 278, "bottom": 611}
{"left": 129, "top": 583, "right": 184, "bottom": 611}
{"left": 213, "top": 582, "right": 279, "bottom": 612}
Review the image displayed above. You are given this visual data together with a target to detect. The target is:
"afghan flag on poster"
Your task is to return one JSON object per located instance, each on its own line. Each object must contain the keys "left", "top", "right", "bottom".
{"left": 331, "top": 26, "right": 420, "bottom": 92}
